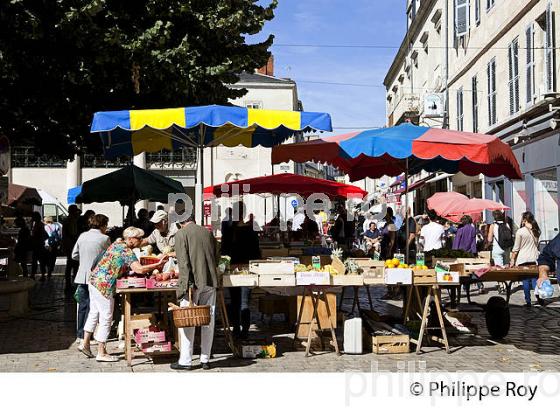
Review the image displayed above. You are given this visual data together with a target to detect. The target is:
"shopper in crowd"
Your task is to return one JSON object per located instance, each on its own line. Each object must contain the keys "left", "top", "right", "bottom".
{"left": 419, "top": 209, "right": 445, "bottom": 256}
{"left": 135, "top": 208, "right": 154, "bottom": 236}
{"left": 511, "top": 211, "right": 541, "bottom": 307}
{"left": 452, "top": 215, "right": 477, "bottom": 255}
{"left": 14, "top": 217, "right": 31, "bottom": 277}
{"left": 344, "top": 210, "right": 356, "bottom": 249}
{"left": 537, "top": 232, "right": 560, "bottom": 288}
{"left": 380, "top": 207, "right": 397, "bottom": 260}
{"left": 331, "top": 206, "right": 347, "bottom": 249}
{"left": 140, "top": 210, "right": 179, "bottom": 254}
{"left": 63, "top": 205, "right": 81, "bottom": 290}
{"left": 363, "top": 222, "right": 381, "bottom": 253}
{"left": 292, "top": 207, "right": 305, "bottom": 231}
{"left": 30, "top": 211, "right": 47, "bottom": 280}
{"left": 301, "top": 213, "right": 320, "bottom": 240}
{"left": 487, "top": 210, "right": 514, "bottom": 267}
{"left": 397, "top": 208, "right": 417, "bottom": 263}
{"left": 78, "top": 210, "right": 95, "bottom": 235}
{"left": 172, "top": 214, "right": 219, "bottom": 371}
{"left": 80, "top": 227, "right": 166, "bottom": 362}
{"left": 43, "top": 216, "right": 62, "bottom": 278}
{"left": 72, "top": 214, "right": 111, "bottom": 346}
{"left": 228, "top": 202, "right": 261, "bottom": 340}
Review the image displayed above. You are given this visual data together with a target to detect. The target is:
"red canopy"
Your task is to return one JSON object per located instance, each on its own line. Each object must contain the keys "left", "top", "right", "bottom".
{"left": 427, "top": 192, "right": 509, "bottom": 223}
{"left": 204, "top": 173, "right": 367, "bottom": 198}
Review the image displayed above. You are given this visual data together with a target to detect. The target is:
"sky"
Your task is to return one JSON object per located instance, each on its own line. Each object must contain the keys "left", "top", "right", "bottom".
{"left": 250, "top": 0, "right": 407, "bottom": 134}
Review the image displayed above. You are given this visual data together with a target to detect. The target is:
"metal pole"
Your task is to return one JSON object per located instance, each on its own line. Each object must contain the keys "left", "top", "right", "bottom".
{"left": 200, "top": 145, "right": 204, "bottom": 225}
{"left": 405, "top": 157, "right": 410, "bottom": 263}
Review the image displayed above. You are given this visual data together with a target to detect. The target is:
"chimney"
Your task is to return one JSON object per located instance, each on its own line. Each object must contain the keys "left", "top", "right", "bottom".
{"left": 256, "top": 55, "right": 274, "bottom": 76}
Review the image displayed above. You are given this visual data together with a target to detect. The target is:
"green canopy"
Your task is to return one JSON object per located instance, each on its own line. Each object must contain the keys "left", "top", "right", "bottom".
{"left": 75, "top": 165, "right": 184, "bottom": 205}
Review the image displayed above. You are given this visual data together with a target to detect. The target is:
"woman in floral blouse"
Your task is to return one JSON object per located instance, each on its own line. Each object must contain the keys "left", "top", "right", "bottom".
{"left": 80, "top": 227, "right": 167, "bottom": 362}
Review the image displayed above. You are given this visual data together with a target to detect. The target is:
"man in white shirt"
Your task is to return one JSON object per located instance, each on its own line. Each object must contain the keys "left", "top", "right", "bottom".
{"left": 420, "top": 210, "right": 445, "bottom": 252}
{"left": 292, "top": 208, "right": 305, "bottom": 231}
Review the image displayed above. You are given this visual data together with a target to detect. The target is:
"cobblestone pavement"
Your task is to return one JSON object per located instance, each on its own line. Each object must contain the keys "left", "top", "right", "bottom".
{"left": 2, "top": 261, "right": 560, "bottom": 373}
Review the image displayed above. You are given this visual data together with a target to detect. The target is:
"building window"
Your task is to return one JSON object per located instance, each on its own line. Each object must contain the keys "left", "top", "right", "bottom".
{"left": 487, "top": 58, "right": 497, "bottom": 126}
{"left": 545, "top": 0, "right": 555, "bottom": 92}
{"left": 526, "top": 23, "right": 536, "bottom": 104}
{"left": 408, "top": 0, "right": 417, "bottom": 26}
{"left": 472, "top": 75, "right": 479, "bottom": 132}
{"left": 534, "top": 169, "right": 559, "bottom": 241}
{"left": 245, "top": 101, "right": 263, "bottom": 109}
{"left": 508, "top": 37, "right": 520, "bottom": 115}
{"left": 475, "top": 0, "right": 481, "bottom": 25}
{"left": 486, "top": 0, "right": 495, "bottom": 12}
{"left": 455, "top": 0, "right": 469, "bottom": 37}
{"left": 456, "top": 87, "right": 464, "bottom": 131}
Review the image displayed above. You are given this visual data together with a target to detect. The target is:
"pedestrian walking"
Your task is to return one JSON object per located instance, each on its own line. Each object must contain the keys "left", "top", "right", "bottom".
{"left": 30, "top": 212, "right": 47, "bottom": 281}
{"left": 511, "top": 212, "right": 541, "bottom": 307}
{"left": 171, "top": 215, "right": 219, "bottom": 371}
{"left": 44, "top": 216, "right": 62, "bottom": 278}
{"left": 72, "top": 214, "right": 111, "bottom": 346}
{"left": 487, "top": 210, "right": 514, "bottom": 266}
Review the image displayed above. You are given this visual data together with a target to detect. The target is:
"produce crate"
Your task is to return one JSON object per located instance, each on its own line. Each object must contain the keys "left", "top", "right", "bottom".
{"left": 116, "top": 277, "right": 146, "bottom": 289}
{"left": 141, "top": 341, "right": 172, "bottom": 354}
{"left": 140, "top": 256, "right": 161, "bottom": 266}
{"left": 296, "top": 271, "right": 330, "bottom": 286}
{"left": 134, "top": 329, "right": 166, "bottom": 345}
{"left": 331, "top": 275, "right": 363, "bottom": 286}
{"left": 330, "top": 256, "right": 346, "bottom": 275}
{"left": 449, "top": 262, "right": 489, "bottom": 276}
{"left": 130, "top": 313, "right": 156, "bottom": 330}
{"left": 258, "top": 274, "right": 296, "bottom": 287}
{"left": 249, "top": 260, "right": 295, "bottom": 275}
{"left": 299, "top": 255, "right": 332, "bottom": 266}
{"left": 365, "top": 334, "right": 410, "bottom": 354}
{"left": 412, "top": 269, "right": 436, "bottom": 285}
{"left": 221, "top": 274, "right": 259, "bottom": 287}
{"left": 261, "top": 248, "right": 290, "bottom": 258}
{"left": 384, "top": 268, "right": 413, "bottom": 285}
{"left": 146, "top": 278, "right": 179, "bottom": 289}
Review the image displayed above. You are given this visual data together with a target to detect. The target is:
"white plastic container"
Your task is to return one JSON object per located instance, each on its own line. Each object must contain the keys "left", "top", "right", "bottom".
{"left": 343, "top": 318, "right": 363, "bottom": 354}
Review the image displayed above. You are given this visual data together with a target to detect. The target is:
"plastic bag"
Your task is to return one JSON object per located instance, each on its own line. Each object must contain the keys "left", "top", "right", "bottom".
{"left": 162, "top": 257, "right": 178, "bottom": 273}
{"left": 536, "top": 280, "right": 554, "bottom": 299}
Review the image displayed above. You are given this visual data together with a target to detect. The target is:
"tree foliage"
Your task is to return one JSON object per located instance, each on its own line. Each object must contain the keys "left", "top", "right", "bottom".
{"left": 0, "top": 0, "right": 277, "bottom": 158}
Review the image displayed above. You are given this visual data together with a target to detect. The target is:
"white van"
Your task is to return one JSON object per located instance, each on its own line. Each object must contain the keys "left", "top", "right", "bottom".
{"left": 37, "top": 189, "right": 68, "bottom": 223}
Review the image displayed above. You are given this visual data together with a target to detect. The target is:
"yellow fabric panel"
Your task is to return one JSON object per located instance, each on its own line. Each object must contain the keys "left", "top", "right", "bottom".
{"left": 214, "top": 124, "right": 255, "bottom": 147}
{"left": 247, "top": 109, "right": 300, "bottom": 130}
{"left": 129, "top": 108, "right": 186, "bottom": 130}
{"left": 131, "top": 128, "right": 173, "bottom": 154}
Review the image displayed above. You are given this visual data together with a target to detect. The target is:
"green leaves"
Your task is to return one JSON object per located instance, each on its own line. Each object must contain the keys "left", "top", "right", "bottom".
{"left": 0, "top": 0, "right": 276, "bottom": 158}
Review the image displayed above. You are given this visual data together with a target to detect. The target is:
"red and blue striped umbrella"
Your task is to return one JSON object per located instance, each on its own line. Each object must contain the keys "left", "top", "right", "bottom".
{"left": 272, "top": 123, "right": 522, "bottom": 181}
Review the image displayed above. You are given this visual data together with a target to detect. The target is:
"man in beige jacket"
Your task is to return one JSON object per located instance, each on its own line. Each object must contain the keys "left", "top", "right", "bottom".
{"left": 171, "top": 215, "right": 218, "bottom": 371}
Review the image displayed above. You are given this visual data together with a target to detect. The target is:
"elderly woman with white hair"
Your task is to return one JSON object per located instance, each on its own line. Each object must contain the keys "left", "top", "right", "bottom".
{"left": 80, "top": 227, "right": 167, "bottom": 362}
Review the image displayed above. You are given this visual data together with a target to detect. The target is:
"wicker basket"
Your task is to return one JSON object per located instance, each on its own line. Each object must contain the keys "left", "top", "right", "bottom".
{"left": 169, "top": 289, "right": 211, "bottom": 328}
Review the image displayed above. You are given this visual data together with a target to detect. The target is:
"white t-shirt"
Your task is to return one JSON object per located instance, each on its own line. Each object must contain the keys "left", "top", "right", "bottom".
{"left": 420, "top": 221, "right": 445, "bottom": 252}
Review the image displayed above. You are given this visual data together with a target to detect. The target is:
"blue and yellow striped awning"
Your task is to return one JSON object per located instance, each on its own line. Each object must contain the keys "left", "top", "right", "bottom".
{"left": 90, "top": 105, "right": 332, "bottom": 158}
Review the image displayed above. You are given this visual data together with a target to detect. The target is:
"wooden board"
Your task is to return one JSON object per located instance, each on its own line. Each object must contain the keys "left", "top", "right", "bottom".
{"left": 295, "top": 292, "right": 337, "bottom": 339}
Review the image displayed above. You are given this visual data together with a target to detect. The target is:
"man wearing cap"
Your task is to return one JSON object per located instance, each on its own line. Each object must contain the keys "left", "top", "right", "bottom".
{"left": 140, "top": 210, "right": 179, "bottom": 254}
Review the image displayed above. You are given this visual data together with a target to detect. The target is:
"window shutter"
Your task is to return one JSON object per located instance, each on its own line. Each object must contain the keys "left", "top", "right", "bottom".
{"left": 472, "top": 76, "right": 478, "bottom": 132}
{"left": 455, "top": 0, "right": 469, "bottom": 37}
{"left": 545, "top": 0, "right": 555, "bottom": 92}
{"left": 526, "top": 24, "right": 535, "bottom": 103}
{"left": 487, "top": 63, "right": 492, "bottom": 126}
{"left": 475, "top": 0, "right": 481, "bottom": 25}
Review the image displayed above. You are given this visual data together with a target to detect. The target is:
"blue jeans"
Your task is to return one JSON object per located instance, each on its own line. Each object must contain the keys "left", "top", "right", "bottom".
{"left": 523, "top": 279, "right": 537, "bottom": 304}
{"left": 76, "top": 284, "right": 90, "bottom": 339}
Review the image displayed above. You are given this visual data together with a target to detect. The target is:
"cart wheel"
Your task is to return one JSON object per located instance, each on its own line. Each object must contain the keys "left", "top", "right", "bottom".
{"left": 485, "top": 296, "right": 510, "bottom": 339}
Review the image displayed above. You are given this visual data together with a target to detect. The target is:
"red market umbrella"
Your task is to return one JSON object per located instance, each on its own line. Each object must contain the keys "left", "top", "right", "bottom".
{"left": 272, "top": 124, "right": 522, "bottom": 181}
{"left": 427, "top": 192, "right": 509, "bottom": 222}
{"left": 204, "top": 173, "right": 366, "bottom": 199}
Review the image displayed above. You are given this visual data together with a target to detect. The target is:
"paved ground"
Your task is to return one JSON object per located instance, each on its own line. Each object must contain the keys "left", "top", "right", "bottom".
{"left": 2, "top": 260, "right": 560, "bottom": 373}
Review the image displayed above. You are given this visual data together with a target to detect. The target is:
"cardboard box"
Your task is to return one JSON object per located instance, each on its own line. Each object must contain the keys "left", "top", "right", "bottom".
{"left": 130, "top": 313, "right": 155, "bottom": 330}
{"left": 331, "top": 275, "right": 364, "bottom": 286}
{"left": 141, "top": 341, "right": 172, "bottom": 353}
{"left": 145, "top": 278, "right": 179, "bottom": 289}
{"left": 296, "top": 271, "right": 330, "bottom": 286}
{"left": 330, "top": 256, "right": 346, "bottom": 275}
{"left": 249, "top": 260, "right": 295, "bottom": 275}
{"left": 383, "top": 268, "right": 413, "bottom": 285}
{"left": 221, "top": 274, "right": 259, "bottom": 287}
{"left": 436, "top": 271, "right": 460, "bottom": 284}
{"left": 298, "top": 255, "right": 332, "bottom": 266}
{"left": 258, "top": 274, "right": 296, "bottom": 287}
{"left": 241, "top": 344, "right": 264, "bottom": 359}
{"left": 116, "top": 277, "right": 146, "bottom": 289}
{"left": 134, "top": 329, "right": 167, "bottom": 345}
